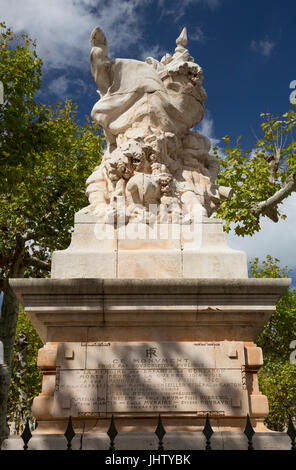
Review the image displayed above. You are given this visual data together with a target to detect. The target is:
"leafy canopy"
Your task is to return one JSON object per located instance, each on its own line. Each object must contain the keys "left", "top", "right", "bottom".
{"left": 0, "top": 22, "right": 104, "bottom": 433}
{"left": 0, "top": 22, "right": 105, "bottom": 279}
{"left": 0, "top": 21, "right": 47, "bottom": 169}
{"left": 251, "top": 256, "right": 296, "bottom": 431}
{"left": 214, "top": 110, "right": 296, "bottom": 236}
{"left": 7, "top": 308, "right": 42, "bottom": 433}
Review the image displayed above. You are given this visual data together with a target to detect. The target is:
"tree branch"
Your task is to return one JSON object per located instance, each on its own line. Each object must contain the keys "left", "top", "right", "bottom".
{"left": 24, "top": 255, "right": 51, "bottom": 272}
{"left": 251, "top": 171, "right": 296, "bottom": 222}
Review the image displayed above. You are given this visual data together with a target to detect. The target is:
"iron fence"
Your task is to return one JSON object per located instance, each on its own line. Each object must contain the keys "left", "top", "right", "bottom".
{"left": 18, "top": 413, "right": 296, "bottom": 451}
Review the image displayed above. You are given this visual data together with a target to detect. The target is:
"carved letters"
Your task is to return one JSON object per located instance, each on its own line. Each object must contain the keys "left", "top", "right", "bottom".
{"left": 52, "top": 342, "right": 249, "bottom": 418}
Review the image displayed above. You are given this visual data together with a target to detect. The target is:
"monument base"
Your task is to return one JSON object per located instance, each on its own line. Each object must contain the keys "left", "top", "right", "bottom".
{"left": 51, "top": 216, "right": 248, "bottom": 279}
{"left": 9, "top": 277, "right": 290, "bottom": 436}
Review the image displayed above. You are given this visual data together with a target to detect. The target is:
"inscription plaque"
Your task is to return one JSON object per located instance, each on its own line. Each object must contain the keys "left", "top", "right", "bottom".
{"left": 52, "top": 342, "right": 249, "bottom": 417}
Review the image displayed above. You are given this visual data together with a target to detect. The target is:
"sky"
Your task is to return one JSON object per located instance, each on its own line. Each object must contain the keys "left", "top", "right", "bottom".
{"left": 1, "top": 0, "right": 296, "bottom": 277}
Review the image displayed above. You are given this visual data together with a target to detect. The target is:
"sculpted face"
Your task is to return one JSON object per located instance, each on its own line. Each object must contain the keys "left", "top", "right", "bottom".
{"left": 105, "top": 152, "right": 132, "bottom": 182}
{"left": 129, "top": 152, "right": 145, "bottom": 172}
{"left": 119, "top": 141, "right": 147, "bottom": 173}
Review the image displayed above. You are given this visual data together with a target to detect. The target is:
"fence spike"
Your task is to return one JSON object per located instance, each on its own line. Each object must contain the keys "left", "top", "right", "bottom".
{"left": 107, "top": 414, "right": 118, "bottom": 451}
{"left": 202, "top": 413, "right": 214, "bottom": 450}
{"left": 21, "top": 417, "right": 32, "bottom": 451}
{"left": 155, "top": 414, "right": 166, "bottom": 450}
{"left": 287, "top": 415, "right": 296, "bottom": 450}
{"left": 244, "top": 414, "right": 255, "bottom": 450}
{"left": 64, "top": 416, "right": 75, "bottom": 450}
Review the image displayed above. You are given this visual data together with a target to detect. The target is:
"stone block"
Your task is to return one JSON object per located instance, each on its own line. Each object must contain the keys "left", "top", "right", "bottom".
{"left": 182, "top": 249, "right": 248, "bottom": 279}
{"left": 50, "top": 218, "right": 249, "bottom": 279}
{"left": 47, "top": 327, "right": 89, "bottom": 343}
{"left": 245, "top": 346, "right": 264, "bottom": 368}
{"left": 32, "top": 395, "right": 54, "bottom": 419}
{"left": 41, "top": 374, "right": 56, "bottom": 395}
{"left": 249, "top": 394, "right": 269, "bottom": 417}
{"left": 51, "top": 250, "right": 117, "bottom": 278}
{"left": 118, "top": 250, "right": 182, "bottom": 278}
{"left": 37, "top": 344, "right": 57, "bottom": 369}
{"left": 56, "top": 342, "right": 87, "bottom": 369}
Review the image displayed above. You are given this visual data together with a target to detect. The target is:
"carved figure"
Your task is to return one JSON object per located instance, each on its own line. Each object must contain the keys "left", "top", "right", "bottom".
{"left": 83, "top": 26, "right": 231, "bottom": 224}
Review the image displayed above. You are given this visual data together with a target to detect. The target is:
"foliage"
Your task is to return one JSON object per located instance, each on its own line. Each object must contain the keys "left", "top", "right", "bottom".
{"left": 0, "top": 21, "right": 48, "bottom": 169}
{"left": 251, "top": 256, "right": 296, "bottom": 431}
{"left": 259, "top": 362, "right": 296, "bottom": 432}
{"left": 0, "top": 21, "right": 104, "bottom": 280}
{"left": 7, "top": 309, "right": 42, "bottom": 433}
{"left": 0, "top": 22, "right": 104, "bottom": 440}
{"left": 214, "top": 110, "right": 296, "bottom": 236}
{"left": 0, "top": 99, "right": 104, "bottom": 276}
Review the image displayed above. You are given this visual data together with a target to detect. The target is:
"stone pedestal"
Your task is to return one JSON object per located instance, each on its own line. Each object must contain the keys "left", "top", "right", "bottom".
{"left": 9, "top": 277, "right": 290, "bottom": 438}
{"left": 51, "top": 216, "right": 248, "bottom": 279}
{"left": 5, "top": 216, "right": 291, "bottom": 449}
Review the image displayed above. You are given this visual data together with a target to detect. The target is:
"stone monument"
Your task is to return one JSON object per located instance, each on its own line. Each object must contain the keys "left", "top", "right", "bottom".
{"left": 4, "top": 27, "right": 291, "bottom": 450}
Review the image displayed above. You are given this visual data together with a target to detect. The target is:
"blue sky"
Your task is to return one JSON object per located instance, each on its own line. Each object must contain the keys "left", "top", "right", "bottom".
{"left": 1, "top": 0, "right": 296, "bottom": 277}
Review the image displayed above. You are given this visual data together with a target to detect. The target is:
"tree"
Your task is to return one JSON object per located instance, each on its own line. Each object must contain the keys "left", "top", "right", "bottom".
{"left": 0, "top": 22, "right": 48, "bottom": 169}
{"left": 214, "top": 109, "right": 296, "bottom": 236}
{"left": 213, "top": 108, "right": 296, "bottom": 427}
{"left": 250, "top": 256, "right": 296, "bottom": 431}
{"left": 7, "top": 308, "right": 42, "bottom": 434}
{"left": 0, "top": 23, "right": 104, "bottom": 443}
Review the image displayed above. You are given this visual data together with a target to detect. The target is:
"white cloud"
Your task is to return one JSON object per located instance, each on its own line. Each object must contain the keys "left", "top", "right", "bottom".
{"left": 1, "top": 0, "right": 150, "bottom": 69}
{"left": 158, "top": 0, "right": 220, "bottom": 21}
{"left": 1, "top": 0, "right": 220, "bottom": 72}
{"left": 48, "top": 76, "right": 70, "bottom": 98}
{"left": 48, "top": 75, "right": 89, "bottom": 99}
{"left": 194, "top": 111, "right": 221, "bottom": 149}
{"left": 158, "top": 0, "right": 220, "bottom": 10}
{"left": 190, "top": 26, "right": 206, "bottom": 43}
{"left": 139, "top": 43, "right": 166, "bottom": 61}
{"left": 227, "top": 194, "right": 296, "bottom": 269}
{"left": 250, "top": 38, "right": 276, "bottom": 57}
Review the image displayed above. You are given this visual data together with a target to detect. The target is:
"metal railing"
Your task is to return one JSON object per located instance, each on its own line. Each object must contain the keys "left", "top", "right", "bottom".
{"left": 18, "top": 413, "right": 296, "bottom": 451}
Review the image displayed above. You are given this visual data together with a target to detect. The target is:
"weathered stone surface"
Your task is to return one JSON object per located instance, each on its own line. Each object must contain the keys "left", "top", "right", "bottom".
{"left": 49, "top": 26, "right": 236, "bottom": 281}
{"left": 51, "top": 250, "right": 117, "bottom": 279}
{"left": 9, "top": 277, "right": 290, "bottom": 343}
{"left": 37, "top": 343, "right": 57, "bottom": 369}
{"left": 51, "top": 342, "right": 249, "bottom": 418}
{"left": 51, "top": 218, "right": 248, "bottom": 279}
{"left": 117, "top": 249, "right": 182, "bottom": 278}
{"left": 84, "top": 27, "right": 232, "bottom": 224}
{"left": 244, "top": 346, "right": 264, "bottom": 368}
